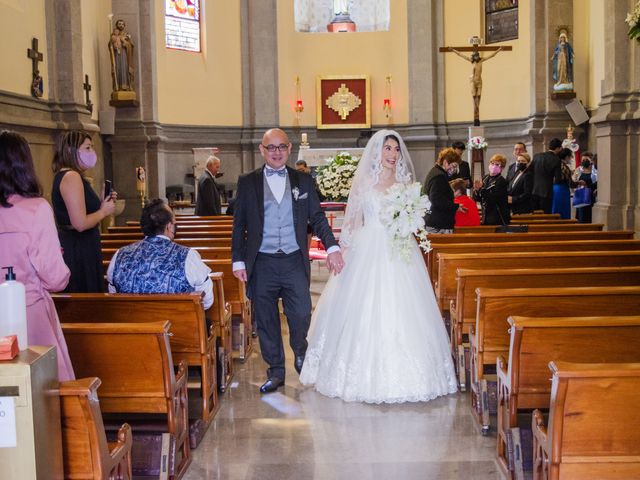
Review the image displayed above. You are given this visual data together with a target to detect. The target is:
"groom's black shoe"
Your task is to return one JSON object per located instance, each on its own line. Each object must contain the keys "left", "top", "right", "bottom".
{"left": 259, "top": 377, "right": 285, "bottom": 394}
{"left": 294, "top": 355, "right": 305, "bottom": 374}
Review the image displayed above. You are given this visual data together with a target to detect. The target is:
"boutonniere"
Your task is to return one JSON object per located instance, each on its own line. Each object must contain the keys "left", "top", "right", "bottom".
{"left": 292, "top": 187, "right": 300, "bottom": 201}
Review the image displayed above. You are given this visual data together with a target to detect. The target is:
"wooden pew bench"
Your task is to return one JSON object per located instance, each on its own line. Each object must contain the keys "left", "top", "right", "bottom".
{"left": 54, "top": 293, "right": 217, "bottom": 449}
{"left": 469, "top": 286, "right": 640, "bottom": 434}
{"left": 511, "top": 213, "right": 561, "bottom": 221}
{"left": 454, "top": 223, "right": 603, "bottom": 233}
{"left": 427, "top": 239, "right": 640, "bottom": 286}
{"left": 427, "top": 230, "right": 633, "bottom": 245}
{"left": 102, "top": 231, "right": 230, "bottom": 241}
{"left": 102, "top": 237, "right": 231, "bottom": 250}
{"left": 61, "top": 321, "right": 191, "bottom": 480}
{"left": 209, "top": 272, "right": 234, "bottom": 391}
{"left": 60, "top": 377, "right": 133, "bottom": 480}
{"left": 108, "top": 225, "right": 232, "bottom": 236}
{"left": 532, "top": 361, "right": 640, "bottom": 480}
{"left": 450, "top": 265, "right": 640, "bottom": 383}
{"left": 204, "top": 259, "right": 253, "bottom": 361}
{"left": 496, "top": 316, "right": 640, "bottom": 477}
{"left": 101, "top": 246, "right": 232, "bottom": 262}
{"left": 435, "top": 250, "right": 640, "bottom": 314}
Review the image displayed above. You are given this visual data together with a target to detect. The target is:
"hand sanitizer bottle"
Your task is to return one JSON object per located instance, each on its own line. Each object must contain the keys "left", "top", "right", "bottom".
{"left": 0, "top": 266, "right": 28, "bottom": 350}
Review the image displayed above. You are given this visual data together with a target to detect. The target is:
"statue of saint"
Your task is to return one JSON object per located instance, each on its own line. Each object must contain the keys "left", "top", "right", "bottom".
{"left": 447, "top": 46, "right": 503, "bottom": 126}
{"left": 333, "top": 0, "right": 350, "bottom": 15}
{"left": 552, "top": 32, "right": 574, "bottom": 92}
{"left": 562, "top": 125, "right": 581, "bottom": 169}
{"left": 109, "top": 19, "right": 135, "bottom": 92}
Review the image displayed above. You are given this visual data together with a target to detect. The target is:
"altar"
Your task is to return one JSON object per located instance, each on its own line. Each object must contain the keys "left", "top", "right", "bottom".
{"left": 297, "top": 147, "right": 364, "bottom": 167}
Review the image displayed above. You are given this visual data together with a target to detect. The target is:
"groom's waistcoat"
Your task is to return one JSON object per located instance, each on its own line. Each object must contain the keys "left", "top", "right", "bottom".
{"left": 259, "top": 174, "right": 299, "bottom": 254}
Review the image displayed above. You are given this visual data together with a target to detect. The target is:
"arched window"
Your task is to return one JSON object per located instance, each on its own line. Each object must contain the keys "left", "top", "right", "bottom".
{"left": 295, "top": 0, "right": 390, "bottom": 33}
{"left": 165, "top": 0, "right": 201, "bottom": 52}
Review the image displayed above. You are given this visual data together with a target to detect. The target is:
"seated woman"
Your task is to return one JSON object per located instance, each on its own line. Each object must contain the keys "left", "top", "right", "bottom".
{"left": 450, "top": 178, "right": 480, "bottom": 226}
{"left": 473, "top": 154, "right": 510, "bottom": 225}
{"left": 507, "top": 152, "right": 534, "bottom": 215}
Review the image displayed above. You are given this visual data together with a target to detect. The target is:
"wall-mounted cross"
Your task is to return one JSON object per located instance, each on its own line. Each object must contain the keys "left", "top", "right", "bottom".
{"left": 83, "top": 74, "right": 94, "bottom": 113}
{"left": 27, "top": 37, "right": 44, "bottom": 97}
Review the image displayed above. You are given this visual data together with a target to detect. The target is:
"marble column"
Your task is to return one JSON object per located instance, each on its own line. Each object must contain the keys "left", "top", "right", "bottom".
{"left": 591, "top": 0, "right": 640, "bottom": 230}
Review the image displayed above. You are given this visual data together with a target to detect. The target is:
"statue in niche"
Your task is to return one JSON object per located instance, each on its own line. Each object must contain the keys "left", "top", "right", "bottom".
{"left": 328, "top": 0, "right": 355, "bottom": 32}
{"left": 333, "top": 0, "right": 350, "bottom": 15}
{"left": 552, "top": 31, "right": 574, "bottom": 92}
{"left": 109, "top": 19, "right": 135, "bottom": 92}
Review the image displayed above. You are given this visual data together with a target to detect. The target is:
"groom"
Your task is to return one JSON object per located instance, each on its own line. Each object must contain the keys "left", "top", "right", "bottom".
{"left": 232, "top": 128, "right": 344, "bottom": 393}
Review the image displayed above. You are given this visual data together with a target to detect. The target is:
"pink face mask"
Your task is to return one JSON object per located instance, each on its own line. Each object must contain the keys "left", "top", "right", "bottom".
{"left": 489, "top": 164, "right": 502, "bottom": 176}
{"left": 77, "top": 150, "right": 97, "bottom": 170}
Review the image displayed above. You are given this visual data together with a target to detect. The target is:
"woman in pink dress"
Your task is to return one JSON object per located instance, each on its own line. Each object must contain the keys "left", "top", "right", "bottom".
{"left": 0, "top": 131, "right": 74, "bottom": 381}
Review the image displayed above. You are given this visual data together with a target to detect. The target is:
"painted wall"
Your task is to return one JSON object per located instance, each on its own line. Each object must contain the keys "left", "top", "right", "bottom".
{"left": 578, "top": 0, "right": 605, "bottom": 110}
{"left": 155, "top": 0, "right": 243, "bottom": 126}
{"left": 276, "top": 0, "right": 409, "bottom": 127}
{"left": 0, "top": 0, "right": 48, "bottom": 98}
{"left": 443, "top": 0, "right": 531, "bottom": 123}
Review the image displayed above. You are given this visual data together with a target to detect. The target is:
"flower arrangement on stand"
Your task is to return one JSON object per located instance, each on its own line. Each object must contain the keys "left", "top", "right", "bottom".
{"left": 627, "top": 1, "right": 640, "bottom": 42}
{"left": 379, "top": 182, "right": 432, "bottom": 261}
{"left": 468, "top": 136, "right": 488, "bottom": 150}
{"left": 316, "top": 151, "right": 360, "bottom": 201}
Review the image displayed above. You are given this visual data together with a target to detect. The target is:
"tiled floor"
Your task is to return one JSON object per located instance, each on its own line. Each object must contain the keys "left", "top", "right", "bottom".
{"left": 184, "top": 263, "right": 502, "bottom": 480}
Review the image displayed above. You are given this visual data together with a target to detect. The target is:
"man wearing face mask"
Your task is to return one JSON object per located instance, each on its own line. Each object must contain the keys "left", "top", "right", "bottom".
{"left": 506, "top": 142, "right": 527, "bottom": 184}
{"left": 424, "top": 147, "right": 463, "bottom": 233}
{"left": 106, "top": 198, "right": 213, "bottom": 309}
{"left": 473, "top": 154, "right": 510, "bottom": 225}
{"left": 507, "top": 152, "right": 534, "bottom": 214}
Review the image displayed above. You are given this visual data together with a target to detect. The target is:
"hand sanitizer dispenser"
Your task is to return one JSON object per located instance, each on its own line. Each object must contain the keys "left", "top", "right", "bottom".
{"left": 0, "top": 267, "right": 28, "bottom": 350}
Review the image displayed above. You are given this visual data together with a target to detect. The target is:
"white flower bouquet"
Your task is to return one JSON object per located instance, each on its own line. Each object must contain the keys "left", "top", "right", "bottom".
{"left": 627, "top": 1, "right": 640, "bottom": 42}
{"left": 316, "top": 151, "right": 360, "bottom": 201}
{"left": 379, "top": 182, "right": 432, "bottom": 260}
{"left": 468, "top": 136, "right": 488, "bottom": 150}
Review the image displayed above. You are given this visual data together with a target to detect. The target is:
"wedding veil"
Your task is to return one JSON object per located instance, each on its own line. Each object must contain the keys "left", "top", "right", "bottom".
{"left": 339, "top": 129, "right": 416, "bottom": 248}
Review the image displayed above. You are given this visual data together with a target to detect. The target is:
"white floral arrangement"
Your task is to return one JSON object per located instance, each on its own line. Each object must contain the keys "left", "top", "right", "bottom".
{"left": 468, "top": 136, "right": 488, "bottom": 150}
{"left": 316, "top": 151, "right": 360, "bottom": 201}
{"left": 379, "top": 182, "right": 432, "bottom": 261}
{"left": 627, "top": 1, "right": 640, "bottom": 42}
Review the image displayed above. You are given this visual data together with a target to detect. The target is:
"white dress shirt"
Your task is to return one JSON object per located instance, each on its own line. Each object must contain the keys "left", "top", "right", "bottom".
{"left": 106, "top": 235, "right": 214, "bottom": 309}
{"left": 232, "top": 167, "right": 338, "bottom": 272}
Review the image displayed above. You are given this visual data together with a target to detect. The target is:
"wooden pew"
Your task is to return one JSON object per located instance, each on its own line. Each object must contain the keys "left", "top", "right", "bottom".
{"left": 205, "top": 259, "right": 253, "bottom": 361}
{"left": 450, "top": 265, "right": 640, "bottom": 376}
{"left": 60, "top": 377, "right": 133, "bottom": 480}
{"left": 496, "top": 316, "right": 640, "bottom": 477}
{"left": 209, "top": 272, "right": 234, "bottom": 392}
{"left": 102, "top": 231, "right": 230, "bottom": 241}
{"left": 428, "top": 230, "right": 633, "bottom": 245}
{"left": 532, "top": 361, "right": 640, "bottom": 480}
{"left": 454, "top": 223, "right": 603, "bottom": 233}
{"left": 54, "top": 293, "right": 216, "bottom": 448}
{"left": 108, "top": 225, "right": 232, "bottom": 236}
{"left": 510, "top": 213, "right": 561, "bottom": 221}
{"left": 509, "top": 218, "right": 577, "bottom": 225}
{"left": 435, "top": 250, "right": 640, "bottom": 314}
{"left": 427, "top": 239, "right": 640, "bottom": 286}
{"left": 469, "top": 286, "right": 640, "bottom": 434}
{"left": 61, "top": 321, "right": 190, "bottom": 479}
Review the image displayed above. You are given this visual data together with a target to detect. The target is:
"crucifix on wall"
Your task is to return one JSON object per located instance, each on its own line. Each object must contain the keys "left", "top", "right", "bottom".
{"left": 83, "top": 74, "right": 93, "bottom": 113}
{"left": 439, "top": 36, "right": 512, "bottom": 126}
{"left": 27, "top": 37, "right": 44, "bottom": 98}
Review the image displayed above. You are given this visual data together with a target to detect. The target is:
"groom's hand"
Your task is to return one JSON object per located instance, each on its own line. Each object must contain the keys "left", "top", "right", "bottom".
{"left": 233, "top": 269, "right": 248, "bottom": 282}
{"left": 326, "top": 251, "right": 345, "bottom": 275}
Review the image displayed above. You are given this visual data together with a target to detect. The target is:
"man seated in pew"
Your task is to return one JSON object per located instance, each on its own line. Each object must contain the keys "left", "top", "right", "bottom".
{"left": 106, "top": 198, "right": 213, "bottom": 309}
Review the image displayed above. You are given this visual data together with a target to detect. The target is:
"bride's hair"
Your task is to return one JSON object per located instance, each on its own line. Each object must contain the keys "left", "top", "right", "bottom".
{"left": 339, "top": 129, "right": 415, "bottom": 248}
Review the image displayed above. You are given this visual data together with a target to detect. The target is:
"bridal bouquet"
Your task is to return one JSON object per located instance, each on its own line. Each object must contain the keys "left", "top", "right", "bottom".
{"left": 316, "top": 151, "right": 360, "bottom": 201}
{"left": 627, "top": 1, "right": 640, "bottom": 42}
{"left": 379, "top": 182, "right": 432, "bottom": 260}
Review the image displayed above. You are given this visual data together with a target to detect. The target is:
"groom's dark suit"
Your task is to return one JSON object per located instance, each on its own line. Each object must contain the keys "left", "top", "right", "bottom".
{"left": 232, "top": 166, "right": 338, "bottom": 381}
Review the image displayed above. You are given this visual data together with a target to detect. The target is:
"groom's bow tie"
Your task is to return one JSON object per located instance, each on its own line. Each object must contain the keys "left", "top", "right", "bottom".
{"left": 265, "top": 167, "right": 286, "bottom": 177}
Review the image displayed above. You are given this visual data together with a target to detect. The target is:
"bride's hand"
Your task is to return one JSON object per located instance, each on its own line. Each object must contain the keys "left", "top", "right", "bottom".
{"left": 326, "top": 251, "right": 345, "bottom": 275}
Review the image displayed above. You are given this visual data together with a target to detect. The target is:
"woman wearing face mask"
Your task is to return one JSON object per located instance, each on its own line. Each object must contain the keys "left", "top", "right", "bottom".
{"left": 423, "top": 147, "right": 462, "bottom": 234}
{"left": 51, "top": 131, "right": 116, "bottom": 292}
{"left": 473, "top": 154, "right": 510, "bottom": 225}
{"left": 507, "top": 153, "right": 534, "bottom": 215}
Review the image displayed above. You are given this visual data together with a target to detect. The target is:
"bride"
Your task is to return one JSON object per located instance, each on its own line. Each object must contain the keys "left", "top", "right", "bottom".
{"left": 300, "top": 130, "right": 458, "bottom": 403}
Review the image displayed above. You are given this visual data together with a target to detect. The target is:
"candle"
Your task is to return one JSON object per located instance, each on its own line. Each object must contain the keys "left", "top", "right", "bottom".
{"left": 301, "top": 133, "right": 308, "bottom": 143}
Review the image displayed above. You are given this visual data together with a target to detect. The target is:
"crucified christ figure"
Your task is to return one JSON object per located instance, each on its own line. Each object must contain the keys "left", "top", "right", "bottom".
{"left": 447, "top": 46, "right": 503, "bottom": 126}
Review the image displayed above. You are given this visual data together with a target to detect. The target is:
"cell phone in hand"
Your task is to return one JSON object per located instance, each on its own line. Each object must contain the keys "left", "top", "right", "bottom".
{"left": 104, "top": 180, "right": 112, "bottom": 200}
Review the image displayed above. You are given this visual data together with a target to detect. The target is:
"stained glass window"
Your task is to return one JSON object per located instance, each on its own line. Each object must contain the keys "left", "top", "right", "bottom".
{"left": 165, "top": 0, "right": 201, "bottom": 52}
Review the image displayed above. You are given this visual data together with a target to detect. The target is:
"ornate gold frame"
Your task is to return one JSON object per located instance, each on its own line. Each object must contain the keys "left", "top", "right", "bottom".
{"left": 316, "top": 75, "right": 371, "bottom": 129}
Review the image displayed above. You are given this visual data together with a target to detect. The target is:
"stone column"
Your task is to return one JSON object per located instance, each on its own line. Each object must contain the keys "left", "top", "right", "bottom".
{"left": 107, "top": 0, "right": 162, "bottom": 220}
{"left": 591, "top": 0, "right": 640, "bottom": 230}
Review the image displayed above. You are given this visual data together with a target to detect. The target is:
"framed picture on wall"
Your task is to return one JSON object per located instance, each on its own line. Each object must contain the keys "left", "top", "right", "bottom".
{"left": 316, "top": 75, "right": 371, "bottom": 129}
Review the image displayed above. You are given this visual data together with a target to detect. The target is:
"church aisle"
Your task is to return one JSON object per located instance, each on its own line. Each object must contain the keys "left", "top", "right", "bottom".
{"left": 184, "top": 263, "right": 502, "bottom": 480}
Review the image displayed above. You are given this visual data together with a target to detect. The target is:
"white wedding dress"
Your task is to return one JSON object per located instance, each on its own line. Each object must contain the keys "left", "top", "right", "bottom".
{"left": 300, "top": 189, "right": 458, "bottom": 403}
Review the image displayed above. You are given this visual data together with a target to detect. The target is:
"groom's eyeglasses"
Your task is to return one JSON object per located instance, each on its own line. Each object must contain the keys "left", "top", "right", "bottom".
{"left": 262, "top": 143, "right": 289, "bottom": 152}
